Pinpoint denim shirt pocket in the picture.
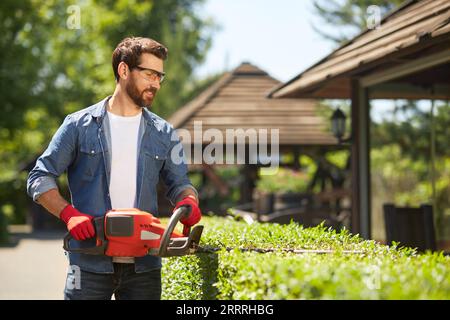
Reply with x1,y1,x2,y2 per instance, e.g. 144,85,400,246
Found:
144,151,167,180
79,141,104,181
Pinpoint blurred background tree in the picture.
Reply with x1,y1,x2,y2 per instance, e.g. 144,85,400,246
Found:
0,0,217,241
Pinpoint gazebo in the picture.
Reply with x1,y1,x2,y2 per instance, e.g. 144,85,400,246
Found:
167,62,344,221
269,0,450,240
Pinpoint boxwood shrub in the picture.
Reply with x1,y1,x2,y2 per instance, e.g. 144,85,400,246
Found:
161,216,450,299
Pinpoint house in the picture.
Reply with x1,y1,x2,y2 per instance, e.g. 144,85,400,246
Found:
269,0,450,239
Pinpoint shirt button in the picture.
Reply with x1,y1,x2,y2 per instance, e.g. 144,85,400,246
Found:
91,150,95,154
155,156,159,159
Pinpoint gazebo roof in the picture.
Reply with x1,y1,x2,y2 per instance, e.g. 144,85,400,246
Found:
168,62,338,146
269,0,450,99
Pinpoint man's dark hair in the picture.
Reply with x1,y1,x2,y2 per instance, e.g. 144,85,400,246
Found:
112,37,168,81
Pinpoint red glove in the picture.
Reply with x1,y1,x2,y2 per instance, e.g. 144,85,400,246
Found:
60,204,95,241
174,195,202,227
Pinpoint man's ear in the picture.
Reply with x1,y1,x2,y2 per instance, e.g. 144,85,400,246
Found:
118,62,129,80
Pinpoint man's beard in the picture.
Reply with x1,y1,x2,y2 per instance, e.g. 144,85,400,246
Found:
125,78,157,109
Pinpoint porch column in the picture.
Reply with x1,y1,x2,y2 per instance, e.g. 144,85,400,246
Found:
351,79,371,239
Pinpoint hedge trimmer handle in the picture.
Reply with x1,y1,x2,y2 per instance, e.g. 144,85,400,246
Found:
63,216,107,255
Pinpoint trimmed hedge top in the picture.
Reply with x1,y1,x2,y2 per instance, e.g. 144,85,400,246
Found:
162,216,450,300
201,216,383,252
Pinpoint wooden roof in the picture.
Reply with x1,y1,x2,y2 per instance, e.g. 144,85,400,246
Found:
269,0,450,99
168,62,338,146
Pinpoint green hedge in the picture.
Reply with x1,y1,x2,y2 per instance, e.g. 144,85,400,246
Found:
161,217,450,299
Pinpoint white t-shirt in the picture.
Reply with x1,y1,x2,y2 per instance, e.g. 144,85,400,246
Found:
107,110,142,264
108,110,141,209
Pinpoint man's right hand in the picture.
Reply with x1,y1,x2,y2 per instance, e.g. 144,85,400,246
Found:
60,204,95,241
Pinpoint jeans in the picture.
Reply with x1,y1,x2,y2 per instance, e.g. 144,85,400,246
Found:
64,263,161,300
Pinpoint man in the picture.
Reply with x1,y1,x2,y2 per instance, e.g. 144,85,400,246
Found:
27,37,201,300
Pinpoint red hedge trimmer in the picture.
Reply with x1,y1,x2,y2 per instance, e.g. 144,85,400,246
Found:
63,206,203,257
63,207,364,257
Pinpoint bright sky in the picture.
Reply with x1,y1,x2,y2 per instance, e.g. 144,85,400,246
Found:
195,0,336,82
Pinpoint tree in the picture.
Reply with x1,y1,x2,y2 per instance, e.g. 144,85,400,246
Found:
371,101,450,161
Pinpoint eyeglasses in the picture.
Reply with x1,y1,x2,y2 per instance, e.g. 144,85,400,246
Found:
134,65,166,83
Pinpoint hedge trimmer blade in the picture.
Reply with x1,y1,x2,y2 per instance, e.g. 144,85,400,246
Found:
196,245,365,255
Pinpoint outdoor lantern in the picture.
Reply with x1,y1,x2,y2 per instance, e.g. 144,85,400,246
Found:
331,108,346,140
331,107,352,144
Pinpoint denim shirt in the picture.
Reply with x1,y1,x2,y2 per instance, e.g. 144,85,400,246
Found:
27,96,197,274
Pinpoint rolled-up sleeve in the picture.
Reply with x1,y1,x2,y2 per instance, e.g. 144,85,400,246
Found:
27,176,59,202
161,130,197,205
27,115,77,202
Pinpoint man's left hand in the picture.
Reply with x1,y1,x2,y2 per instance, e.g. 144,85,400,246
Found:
174,195,202,227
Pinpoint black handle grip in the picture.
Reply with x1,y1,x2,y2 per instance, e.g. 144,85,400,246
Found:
158,205,191,257
63,216,107,255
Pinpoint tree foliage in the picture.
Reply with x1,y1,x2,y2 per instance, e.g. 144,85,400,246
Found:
371,101,450,161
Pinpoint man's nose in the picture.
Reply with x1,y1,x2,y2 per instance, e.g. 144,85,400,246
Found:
150,81,160,91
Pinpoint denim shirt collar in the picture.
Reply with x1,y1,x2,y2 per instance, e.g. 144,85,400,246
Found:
87,95,158,129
